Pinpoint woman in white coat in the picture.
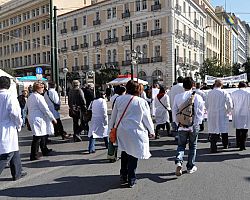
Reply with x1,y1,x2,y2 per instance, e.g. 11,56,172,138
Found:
109,80,155,188
88,91,109,153
231,82,249,150
26,81,57,161
154,87,171,139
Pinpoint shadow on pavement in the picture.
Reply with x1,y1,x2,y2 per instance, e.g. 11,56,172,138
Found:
0,173,177,198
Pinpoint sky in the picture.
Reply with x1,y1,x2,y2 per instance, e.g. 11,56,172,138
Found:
211,0,250,23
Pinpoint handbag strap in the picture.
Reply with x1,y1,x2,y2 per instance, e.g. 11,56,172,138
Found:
47,90,56,105
158,96,168,110
115,96,134,128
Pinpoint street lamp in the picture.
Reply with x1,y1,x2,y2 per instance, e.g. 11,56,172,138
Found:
131,50,143,81
87,70,96,98
203,26,210,75
62,67,68,104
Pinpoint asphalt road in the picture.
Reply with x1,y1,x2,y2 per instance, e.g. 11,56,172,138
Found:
0,119,250,200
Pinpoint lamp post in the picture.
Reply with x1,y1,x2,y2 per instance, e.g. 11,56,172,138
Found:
203,26,210,75
131,50,143,82
87,70,96,98
63,67,68,104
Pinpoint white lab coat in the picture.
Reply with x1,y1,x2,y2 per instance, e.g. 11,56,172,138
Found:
154,94,171,125
44,88,60,119
88,98,108,138
26,92,56,136
206,87,233,133
109,94,154,159
231,88,250,129
0,89,22,154
169,83,184,109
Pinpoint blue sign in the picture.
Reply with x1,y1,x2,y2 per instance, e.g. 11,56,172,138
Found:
36,67,43,74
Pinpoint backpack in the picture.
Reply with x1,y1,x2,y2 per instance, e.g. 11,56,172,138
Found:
176,91,196,128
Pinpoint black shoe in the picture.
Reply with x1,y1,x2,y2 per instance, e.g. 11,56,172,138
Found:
128,179,137,188
73,135,82,142
89,150,96,154
43,149,53,156
13,171,27,181
120,175,128,185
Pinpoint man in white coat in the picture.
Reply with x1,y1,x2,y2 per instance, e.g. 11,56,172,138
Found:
231,82,249,151
206,79,233,153
0,76,27,181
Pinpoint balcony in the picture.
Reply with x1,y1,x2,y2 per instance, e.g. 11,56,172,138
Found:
71,26,78,31
61,29,67,34
61,47,68,53
105,62,119,67
71,45,79,51
139,58,150,64
104,37,118,44
194,19,199,26
151,28,162,36
122,35,131,41
188,37,194,45
175,29,182,39
183,33,189,42
194,40,199,47
93,63,102,69
175,4,182,13
81,65,89,70
151,56,162,63
122,11,130,19
93,19,101,26
122,60,132,66
151,4,161,11
93,40,102,46
133,31,149,39
72,66,80,71
177,56,184,64
81,43,89,49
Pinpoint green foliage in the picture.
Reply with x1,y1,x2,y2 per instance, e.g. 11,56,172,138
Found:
232,63,241,75
95,68,120,86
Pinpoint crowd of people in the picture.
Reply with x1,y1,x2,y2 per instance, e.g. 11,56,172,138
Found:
0,75,249,189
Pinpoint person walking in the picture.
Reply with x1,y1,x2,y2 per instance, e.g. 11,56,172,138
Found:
26,81,57,161
154,86,171,139
68,80,87,142
172,77,204,176
88,91,109,153
0,76,27,181
17,89,29,127
231,82,249,151
109,80,155,188
44,82,70,140
206,79,233,153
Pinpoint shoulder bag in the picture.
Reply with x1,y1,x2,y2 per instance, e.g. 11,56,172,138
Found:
47,91,60,111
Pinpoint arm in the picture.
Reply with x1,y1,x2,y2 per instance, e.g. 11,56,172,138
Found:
193,96,205,126
79,89,87,110
165,94,171,110
8,94,22,130
109,100,118,129
142,100,154,135
38,96,56,122
172,96,178,125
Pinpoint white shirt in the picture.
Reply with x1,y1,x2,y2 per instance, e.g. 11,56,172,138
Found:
0,89,22,154
172,90,204,131
44,88,60,119
154,93,171,124
169,83,185,109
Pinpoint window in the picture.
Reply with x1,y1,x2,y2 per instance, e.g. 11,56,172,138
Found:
136,0,140,11
42,36,46,45
155,19,160,29
74,57,78,67
155,45,160,57
63,59,67,68
112,29,116,37
107,30,111,38
142,22,147,31
142,0,147,10
154,0,160,5
42,5,46,14
136,45,140,53
46,35,50,45
96,11,100,20
74,37,78,45
142,44,147,58
83,35,87,43
43,52,47,63
63,21,66,29
32,23,36,32
96,32,100,40
112,7,116,17
63,40,66,47
83,16,86,25
37,53,40,63
84,56,88,65
36,8,40,16
113,49,117,61
124,3,129,12
32,9,36,17
96,54,101,64
74,18,77,26
42,20,46,29
36,22,40,31
125,26,129,35
107,50,111,62
107,8,111,19
136,24,141,33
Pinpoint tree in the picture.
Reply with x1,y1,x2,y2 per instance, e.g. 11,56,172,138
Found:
95,68,120,87
242,57,250,81
232,63,241,75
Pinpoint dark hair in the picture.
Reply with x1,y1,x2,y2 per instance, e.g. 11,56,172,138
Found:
238,81,246,88
126,80,140,96
196,82,201,89
159,86,165,94
183,77,194,90
0,76,11,89
48,81,56,88
117,86,126,95
96,91,105,99
177,76,184,83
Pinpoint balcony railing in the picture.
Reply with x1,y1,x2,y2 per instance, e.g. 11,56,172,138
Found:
61,29,67,34
122,60,132,66
151,4,161,11
81,65,89,70
81,43,89,48
104,37,119,44
71,45,79,51
122,34,131,41
151,56,162,63
194,40,199,47
72,66,80,71
105,62,119,67
93,63,102,69
139,58,150,64
151,28,162,36
61,47,68,53
133,31,149,39
175,29,182,38
71,26,78,31
93,19,101,26
122,11,130,19
93,40,102,46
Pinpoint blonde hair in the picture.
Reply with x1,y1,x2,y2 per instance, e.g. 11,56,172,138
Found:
33,81,44,92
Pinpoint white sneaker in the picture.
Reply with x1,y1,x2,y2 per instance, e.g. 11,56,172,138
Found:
175,163,182,176
187,166,197,174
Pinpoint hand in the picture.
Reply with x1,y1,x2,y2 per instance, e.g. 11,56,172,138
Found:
149,133,155,139
52,119,57,125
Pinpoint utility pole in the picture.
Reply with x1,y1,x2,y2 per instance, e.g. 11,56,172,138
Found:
130,21,133,80
53,6,59,92
174,48,177,82
50,0,54,81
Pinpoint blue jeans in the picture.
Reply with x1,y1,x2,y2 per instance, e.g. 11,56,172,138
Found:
88,136,109,153
0,151,23,180
175,127,199,170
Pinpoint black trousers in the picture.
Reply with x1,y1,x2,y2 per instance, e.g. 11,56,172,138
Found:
120,151,138,183
30,135,50,159
236,129,248,150
156,122,171,136
73,117,83,136
54,118,65,136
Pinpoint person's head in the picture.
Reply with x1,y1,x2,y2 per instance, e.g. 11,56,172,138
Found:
0,76,11,89
238,81,247,88
183,77,194,90
117,86,126,95
96,91,105,99
196,82,201,89
159,86,165,94
214,79,223,88
22,89,28,97
72,80,80,88
126,80,140,96
138,83,144,94
33,81,45,94
48,81,56,89
87,83,94,89
177,76,184,83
